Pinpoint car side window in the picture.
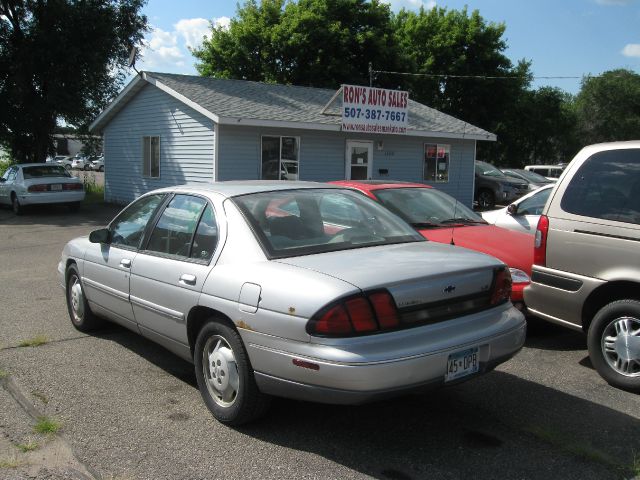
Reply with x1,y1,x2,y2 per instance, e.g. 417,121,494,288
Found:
561,149,640,225
110,194,165,249
146,195,207,258
518,188,551,216
190,204,219,261
4,166,17,182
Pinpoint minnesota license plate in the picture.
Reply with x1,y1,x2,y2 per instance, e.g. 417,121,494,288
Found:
445,347,479,382
50,184,62,191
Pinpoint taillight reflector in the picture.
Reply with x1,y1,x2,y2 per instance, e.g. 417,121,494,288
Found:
368,292,399,329
491,268,512,305
534,215,549,267
63,183,83,191
28,184,47,192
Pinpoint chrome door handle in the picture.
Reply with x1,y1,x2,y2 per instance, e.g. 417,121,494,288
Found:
179,274,197,286
120,259,131,268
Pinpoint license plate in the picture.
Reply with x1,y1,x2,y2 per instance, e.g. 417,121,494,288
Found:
50,184,62,191
445,347,479,382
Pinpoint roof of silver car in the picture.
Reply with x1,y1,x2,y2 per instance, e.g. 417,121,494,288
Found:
152,180,345,199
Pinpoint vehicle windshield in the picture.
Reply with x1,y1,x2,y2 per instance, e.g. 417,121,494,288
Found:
22,166,72,179
374,187,487,227
507,169,551,183
232,188,424,258
476,161,507,178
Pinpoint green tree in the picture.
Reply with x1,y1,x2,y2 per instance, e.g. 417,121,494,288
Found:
575,69,640,145
0,0,148,163
193,0,399,88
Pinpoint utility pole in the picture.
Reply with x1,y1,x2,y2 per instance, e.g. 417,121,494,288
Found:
368,62,373,87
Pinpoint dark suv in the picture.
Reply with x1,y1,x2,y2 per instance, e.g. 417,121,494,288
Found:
475,161,528,209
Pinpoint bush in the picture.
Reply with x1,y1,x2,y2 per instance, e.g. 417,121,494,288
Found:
0,154,15,176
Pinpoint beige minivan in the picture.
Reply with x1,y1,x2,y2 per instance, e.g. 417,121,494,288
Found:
524,141,640,392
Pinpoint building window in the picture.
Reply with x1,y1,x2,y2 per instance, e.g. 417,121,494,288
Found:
424,143,450,183
261,136,299,181
143,136,160,178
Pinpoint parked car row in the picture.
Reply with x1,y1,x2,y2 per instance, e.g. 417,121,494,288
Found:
46,153,104,171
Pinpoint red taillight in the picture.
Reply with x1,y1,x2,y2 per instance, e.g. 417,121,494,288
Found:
312,304,352,335
62,183,83,191
534,214,549,267
28,184,47,192
491,268,512,305
308,290,400,337
368,292,400,329
345,297,377,332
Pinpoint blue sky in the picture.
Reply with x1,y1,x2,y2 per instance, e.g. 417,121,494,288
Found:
137,0,640,94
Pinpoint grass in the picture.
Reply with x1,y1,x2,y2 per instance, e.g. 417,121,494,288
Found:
16,441,38,453
31,391,49,404
17,335,48,348
84,189,105,204
33,416,61,435
0,457,21,469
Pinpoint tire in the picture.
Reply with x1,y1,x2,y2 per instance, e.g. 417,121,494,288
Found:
65,264,104,332
84,164,91,171
11,193,22,215
587,299,640,393
477,189,495,209
99,166,104,172
194,320,271,425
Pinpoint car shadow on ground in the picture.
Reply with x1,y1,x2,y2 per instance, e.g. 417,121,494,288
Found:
524,317,588,352
93,323,637,480
0,202,120,228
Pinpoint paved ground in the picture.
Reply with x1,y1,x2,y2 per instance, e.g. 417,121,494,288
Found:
0,203,638,480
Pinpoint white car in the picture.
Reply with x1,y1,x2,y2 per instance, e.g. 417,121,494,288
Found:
481,184,553,235
0,163,85,214
90,158,104,171
71,155,92,170
55,156,74,170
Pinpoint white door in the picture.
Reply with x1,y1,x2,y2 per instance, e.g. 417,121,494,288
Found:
345,141,373,180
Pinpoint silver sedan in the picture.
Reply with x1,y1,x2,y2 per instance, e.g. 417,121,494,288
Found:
0,163,85,214
59,182,526,425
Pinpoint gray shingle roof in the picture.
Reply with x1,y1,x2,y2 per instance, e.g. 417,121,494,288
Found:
93,71,495,140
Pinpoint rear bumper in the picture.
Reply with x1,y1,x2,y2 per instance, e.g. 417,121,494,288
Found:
524,266,604,331
19,191,85,205
243,304,526,404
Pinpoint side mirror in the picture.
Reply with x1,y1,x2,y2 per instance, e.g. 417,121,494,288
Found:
507,204,518,216
89,228,111,244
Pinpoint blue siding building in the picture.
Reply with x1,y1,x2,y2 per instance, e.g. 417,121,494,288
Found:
91,72,495,206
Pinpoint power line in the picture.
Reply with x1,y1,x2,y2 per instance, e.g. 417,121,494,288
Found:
372,69,585,80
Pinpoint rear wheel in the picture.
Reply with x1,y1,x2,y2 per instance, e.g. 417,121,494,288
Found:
587,299,640,392
66,264,104,332
477,189,495,209
11,193,22,215
99,166,104,172
194,320,270,425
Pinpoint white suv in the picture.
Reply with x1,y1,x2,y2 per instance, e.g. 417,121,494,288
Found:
524,141,640,392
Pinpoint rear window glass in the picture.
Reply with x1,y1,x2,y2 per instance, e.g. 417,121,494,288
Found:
560,149,640,225
23,166,71,178
233,188,423,259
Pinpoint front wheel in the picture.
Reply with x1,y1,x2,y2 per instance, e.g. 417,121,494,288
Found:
66,265,104,332
11,193,22,215
587,299,640,392
194,321,270,425
476,189,495,209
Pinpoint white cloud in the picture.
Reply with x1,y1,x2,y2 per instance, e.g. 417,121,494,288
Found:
213,16,231,30
139,27,185,70
175,18,211,50
622,43,640,57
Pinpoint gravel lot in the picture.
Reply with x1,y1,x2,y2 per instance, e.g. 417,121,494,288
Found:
0,202,638,480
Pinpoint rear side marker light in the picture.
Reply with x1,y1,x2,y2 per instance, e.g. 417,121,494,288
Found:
292,359,320,371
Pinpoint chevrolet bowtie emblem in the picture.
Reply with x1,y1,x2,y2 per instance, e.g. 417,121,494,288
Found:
443,285,456,294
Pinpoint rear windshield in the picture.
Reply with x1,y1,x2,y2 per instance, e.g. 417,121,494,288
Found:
374,187,486,227
232,188,424,258
22,166,71,179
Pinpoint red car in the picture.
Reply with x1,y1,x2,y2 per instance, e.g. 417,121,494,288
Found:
331,180,533,310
